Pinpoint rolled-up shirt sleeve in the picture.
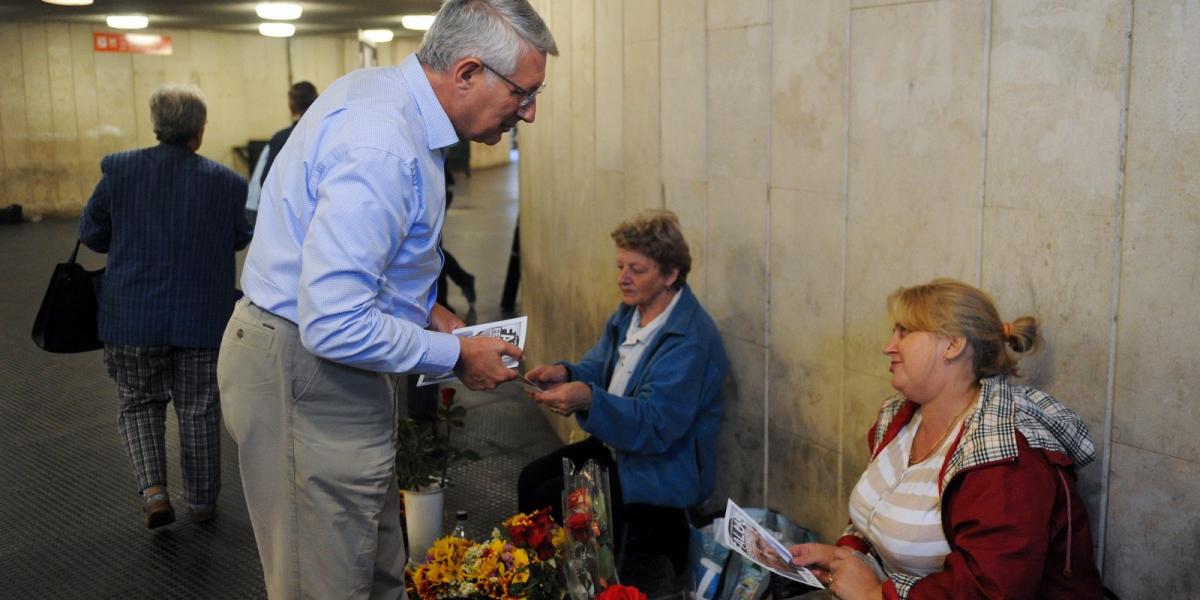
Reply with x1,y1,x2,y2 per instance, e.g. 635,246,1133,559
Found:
296,146,459,374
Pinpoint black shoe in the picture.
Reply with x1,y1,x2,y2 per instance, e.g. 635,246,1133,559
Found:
143,492,176,529
460,274,477,305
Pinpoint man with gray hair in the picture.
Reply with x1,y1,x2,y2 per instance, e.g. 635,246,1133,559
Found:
217,0,556,597
79,83,251,529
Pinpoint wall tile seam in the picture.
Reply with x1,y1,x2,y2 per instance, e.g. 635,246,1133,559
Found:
980,203,1121,219
839,0,855,511
844,365,887,380
974,0,992,286
1096,0,1136,570
1108,441,1198,465
850,0,939,11
704,22,771,33
761,0,776,510
767,185,846,199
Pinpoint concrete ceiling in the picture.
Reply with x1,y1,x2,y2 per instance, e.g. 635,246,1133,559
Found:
0,1,444,37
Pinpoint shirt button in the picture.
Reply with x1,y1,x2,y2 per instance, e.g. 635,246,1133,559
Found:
236,329,244,339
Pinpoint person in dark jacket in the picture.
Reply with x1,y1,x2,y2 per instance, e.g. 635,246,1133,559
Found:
260,81,318,186
79,83,251,529
519,210,729,567
790,278,1103,600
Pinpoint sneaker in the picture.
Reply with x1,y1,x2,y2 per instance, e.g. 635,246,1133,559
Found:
143,492,176,529
189,504,216,523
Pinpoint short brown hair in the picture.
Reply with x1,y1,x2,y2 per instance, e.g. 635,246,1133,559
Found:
288,81,318,116
610,209,691,290
887,278,1041,378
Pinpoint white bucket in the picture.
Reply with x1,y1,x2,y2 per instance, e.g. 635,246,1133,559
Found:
403,486,445,562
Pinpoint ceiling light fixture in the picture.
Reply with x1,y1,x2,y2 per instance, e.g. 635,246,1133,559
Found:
258,22,296,38
106,15,149,29
360,29,394,44
400,15,436,31
256,3,303,21
42,0,94,6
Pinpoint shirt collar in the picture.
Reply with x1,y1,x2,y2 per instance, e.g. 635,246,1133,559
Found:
625,290,683,345
400,54,460,152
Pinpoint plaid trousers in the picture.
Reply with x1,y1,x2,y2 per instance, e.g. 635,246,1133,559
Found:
104,344,221,506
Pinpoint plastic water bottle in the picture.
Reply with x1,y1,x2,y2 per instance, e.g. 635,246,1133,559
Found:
451,510,469,540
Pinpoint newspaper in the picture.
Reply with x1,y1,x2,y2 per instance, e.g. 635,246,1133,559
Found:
722,499,824,589
416,316,528,386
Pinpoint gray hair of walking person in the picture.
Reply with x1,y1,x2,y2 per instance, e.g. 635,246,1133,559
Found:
610,209,692,291
887,278,1043,378
417,0,559,76
149,84,207,145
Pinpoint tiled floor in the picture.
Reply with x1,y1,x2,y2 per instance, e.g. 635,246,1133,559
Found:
0,161,568,598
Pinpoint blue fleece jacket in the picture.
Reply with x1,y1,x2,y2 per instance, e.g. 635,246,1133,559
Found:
564,284,730,507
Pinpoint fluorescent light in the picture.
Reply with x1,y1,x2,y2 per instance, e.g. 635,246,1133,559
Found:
106,15,149,29
256,3,302,21
360,29,394,44
42,0,94,5
258,22,296,38
400,15,436,31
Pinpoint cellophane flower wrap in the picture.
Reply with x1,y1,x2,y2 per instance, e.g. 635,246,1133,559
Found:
406,508,567,600
560,458,618,600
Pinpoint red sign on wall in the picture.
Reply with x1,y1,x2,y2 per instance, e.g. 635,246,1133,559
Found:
93,32,173,55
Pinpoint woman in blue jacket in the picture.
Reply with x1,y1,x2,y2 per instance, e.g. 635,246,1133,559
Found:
518,209,729,560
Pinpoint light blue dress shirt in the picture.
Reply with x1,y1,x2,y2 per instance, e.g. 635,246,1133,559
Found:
241,55,461,375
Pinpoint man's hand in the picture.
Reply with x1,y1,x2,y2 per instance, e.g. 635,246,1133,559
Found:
454,336,522,390
430,303,465,333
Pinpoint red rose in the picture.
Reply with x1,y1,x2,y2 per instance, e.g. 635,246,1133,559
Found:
440,387,456,407
528,527,549,550
566,512,592,541
567,489,589,510
597,584,647,600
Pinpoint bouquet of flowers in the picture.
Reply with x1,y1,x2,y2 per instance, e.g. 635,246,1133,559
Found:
406,508,567,600
560,459,618,600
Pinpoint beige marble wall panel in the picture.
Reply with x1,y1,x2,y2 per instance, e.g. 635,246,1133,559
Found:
0,24,28,205
624,0,659,43
20,24,56,211
845,0,984,373
721,336,766,424
92,52,137,160
768,188,845,451
841,370,892,501
771,0,848,195
707,0,770,30
45,24,81,211
768,428,844,543
660,0,707,183
985,0,1125,216
131,53,165,148
711,414,766,511
68,24,100,204
161,29,194,86
980,206,1114,532
707,25,770,187
663,178,708,296
706,178,767,346
981,207,1114,431
1104,443,1200,597
623,39,660,210
1113,0,1200,464
290,36,345,92
594,0,623,172
240,36,290,140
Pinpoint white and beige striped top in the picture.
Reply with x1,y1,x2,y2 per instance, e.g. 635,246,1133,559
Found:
847,409,967,578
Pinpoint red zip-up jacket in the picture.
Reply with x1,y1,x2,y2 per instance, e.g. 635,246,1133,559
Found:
838,376,1104,599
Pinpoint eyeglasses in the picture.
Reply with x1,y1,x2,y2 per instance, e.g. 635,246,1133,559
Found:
480,61,545,110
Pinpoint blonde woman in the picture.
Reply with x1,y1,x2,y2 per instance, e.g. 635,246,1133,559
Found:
791,279,1103,599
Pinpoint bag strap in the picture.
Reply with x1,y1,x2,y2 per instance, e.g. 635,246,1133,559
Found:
68,240,82,264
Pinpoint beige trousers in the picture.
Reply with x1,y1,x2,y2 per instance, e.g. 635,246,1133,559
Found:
217,299,406,599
